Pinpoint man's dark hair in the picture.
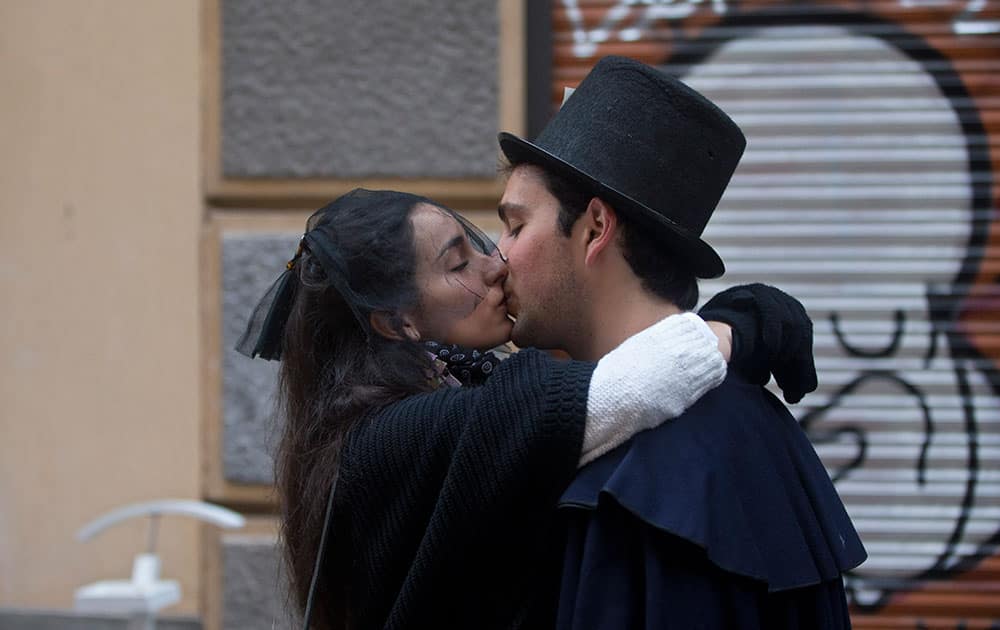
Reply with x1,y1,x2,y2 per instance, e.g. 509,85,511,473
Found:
507,162,699,309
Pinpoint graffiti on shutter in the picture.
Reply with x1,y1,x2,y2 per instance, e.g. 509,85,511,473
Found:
552,1,1000,626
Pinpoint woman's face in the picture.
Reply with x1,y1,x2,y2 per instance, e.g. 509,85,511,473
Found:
406,203,512,349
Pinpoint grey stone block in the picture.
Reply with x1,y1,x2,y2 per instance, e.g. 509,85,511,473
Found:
221,0,500,178
221,536,294,630
222,233,300,484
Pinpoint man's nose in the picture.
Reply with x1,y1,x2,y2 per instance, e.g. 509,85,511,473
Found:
496,234,510,263
483,250,508,286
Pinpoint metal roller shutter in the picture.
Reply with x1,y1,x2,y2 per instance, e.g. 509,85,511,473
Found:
550,2,1000,626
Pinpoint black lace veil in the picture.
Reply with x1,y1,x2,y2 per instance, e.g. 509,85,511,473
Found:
236,189,500,360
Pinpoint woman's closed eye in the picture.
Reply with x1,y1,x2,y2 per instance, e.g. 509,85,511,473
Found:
450,261,469,272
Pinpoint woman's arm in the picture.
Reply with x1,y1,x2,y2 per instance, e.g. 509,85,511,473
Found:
335,317,728,627
581,312,725,464
353,282,816,483
344,312,731,513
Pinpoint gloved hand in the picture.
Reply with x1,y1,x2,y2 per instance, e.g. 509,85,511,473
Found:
698,283,817,404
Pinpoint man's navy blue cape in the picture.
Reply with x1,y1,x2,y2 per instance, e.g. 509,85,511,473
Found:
555,375,867,629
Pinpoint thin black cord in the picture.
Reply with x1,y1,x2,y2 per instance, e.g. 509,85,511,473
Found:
302,480,337,630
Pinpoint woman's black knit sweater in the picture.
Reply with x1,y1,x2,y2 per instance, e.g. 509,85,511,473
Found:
329,348,594,629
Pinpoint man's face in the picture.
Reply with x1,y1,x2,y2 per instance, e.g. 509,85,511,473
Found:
497,165,584,351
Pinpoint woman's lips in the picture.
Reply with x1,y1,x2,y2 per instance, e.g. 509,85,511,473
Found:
479,286,509,313
504,293,518,317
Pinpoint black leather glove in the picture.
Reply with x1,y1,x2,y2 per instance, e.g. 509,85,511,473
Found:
698,283,817,404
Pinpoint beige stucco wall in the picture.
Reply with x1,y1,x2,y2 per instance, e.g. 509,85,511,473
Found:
0,0,202,615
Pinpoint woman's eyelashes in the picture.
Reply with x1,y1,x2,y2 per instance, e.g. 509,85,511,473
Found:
450,260,469,273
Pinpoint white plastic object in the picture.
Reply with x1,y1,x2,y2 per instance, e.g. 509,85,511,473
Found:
76,499,245,542
74,499,245,629
74,553,180,614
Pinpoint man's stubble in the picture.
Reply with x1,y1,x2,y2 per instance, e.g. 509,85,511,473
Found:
510,255,590,358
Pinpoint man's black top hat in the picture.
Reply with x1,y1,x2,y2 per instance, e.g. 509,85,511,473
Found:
499,56,745,279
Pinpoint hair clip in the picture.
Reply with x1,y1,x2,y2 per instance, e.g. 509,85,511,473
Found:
285,236,306,270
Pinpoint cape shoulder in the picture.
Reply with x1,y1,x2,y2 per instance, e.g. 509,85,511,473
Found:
559,375,867,592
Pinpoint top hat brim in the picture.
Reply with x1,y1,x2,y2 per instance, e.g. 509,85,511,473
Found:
499,132,725,279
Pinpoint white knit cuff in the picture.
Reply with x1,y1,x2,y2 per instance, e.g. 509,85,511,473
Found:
580,312,727,466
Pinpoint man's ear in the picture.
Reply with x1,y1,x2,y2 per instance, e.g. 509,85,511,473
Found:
580,197,619,266
370,311,421,342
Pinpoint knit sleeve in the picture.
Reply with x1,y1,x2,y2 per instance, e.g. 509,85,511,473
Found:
345,348,592,496
338,349,594,628
581,312,726,465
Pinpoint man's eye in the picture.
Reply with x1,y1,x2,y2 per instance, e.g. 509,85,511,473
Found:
509,225,523,237
451,261,469,272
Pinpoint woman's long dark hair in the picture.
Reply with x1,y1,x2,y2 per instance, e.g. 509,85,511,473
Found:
276,191,436,629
